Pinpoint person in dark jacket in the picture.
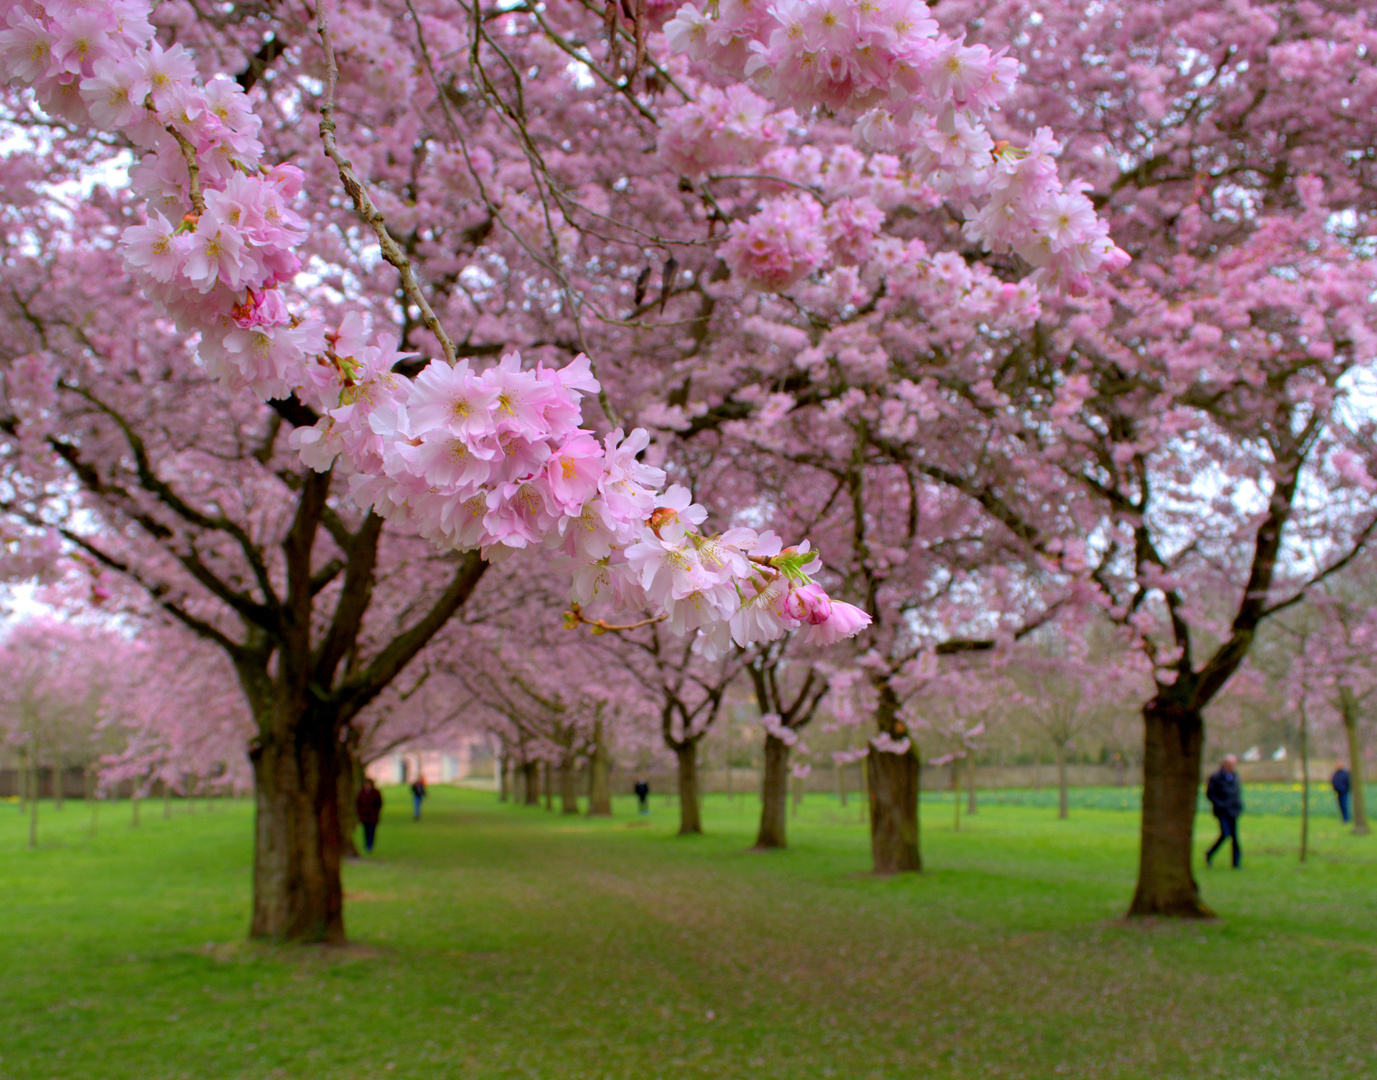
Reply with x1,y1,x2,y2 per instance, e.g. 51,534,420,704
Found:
411,775,427,820
356,778,383,853
1205,755,1243,868
1332,765,1353,824
634,778,650,815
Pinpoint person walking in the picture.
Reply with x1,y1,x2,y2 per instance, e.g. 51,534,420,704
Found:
410,774,427,821
1332,764,1353,824
1206,754,1244,868
634,778,650,816
356,777,383,854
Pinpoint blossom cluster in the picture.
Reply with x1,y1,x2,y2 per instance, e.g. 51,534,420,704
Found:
0,2,325,399
663,0,1128,292
720,194,829,291
657,83,794,179
292,329,872,656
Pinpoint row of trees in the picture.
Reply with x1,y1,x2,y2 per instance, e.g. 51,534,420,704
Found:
3,0,1376,939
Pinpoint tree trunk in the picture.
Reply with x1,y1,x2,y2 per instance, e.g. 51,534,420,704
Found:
966,757,977,815
27,740,38,850
674,741,702,835
952,762,960,832
867,746,921,873
866,680,921,872
336,738,362,859
522,761,540,806
542,762,554,812
1127,697,1212,918
754,734,789,849
559,759,579,814
1340,688,1370,836
247,707,346,944
587,726,612,817
497,751,509,803
1299,702,1309,863
85,768,97,838
1056,743,1069,820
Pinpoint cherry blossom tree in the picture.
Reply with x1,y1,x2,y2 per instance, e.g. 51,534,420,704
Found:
931,0,1377,917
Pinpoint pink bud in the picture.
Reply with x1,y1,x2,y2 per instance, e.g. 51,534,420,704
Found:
784,583,832,625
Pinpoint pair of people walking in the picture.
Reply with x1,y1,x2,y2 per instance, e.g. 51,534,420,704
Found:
1205,755,1361,868
353,774,428,855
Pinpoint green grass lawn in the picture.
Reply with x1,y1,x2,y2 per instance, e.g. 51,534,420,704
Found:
1,787,1373,1080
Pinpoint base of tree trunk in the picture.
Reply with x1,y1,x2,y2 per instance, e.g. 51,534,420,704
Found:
867,746,920,874
336,743,362,859
674,742,702,835
249,725,346,945
1341,706,1370,835
587,733,612,817
1127,698,1212,920
559,761,579,814
753,735,789,850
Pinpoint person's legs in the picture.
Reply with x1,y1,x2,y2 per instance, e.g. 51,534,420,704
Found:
1206,815,1227,865
1226,815,1241,868
413,794,421,820
363,822,376,852
1338,790,1351,823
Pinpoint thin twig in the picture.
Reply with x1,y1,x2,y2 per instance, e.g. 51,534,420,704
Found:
164,125,206,217
316,2,457,363
565,602,666,634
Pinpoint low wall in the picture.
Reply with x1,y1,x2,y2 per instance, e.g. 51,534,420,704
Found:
613,758,1348,797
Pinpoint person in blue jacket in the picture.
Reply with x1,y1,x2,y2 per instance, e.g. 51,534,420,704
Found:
1205,754,1243,868
1331,765,1352,824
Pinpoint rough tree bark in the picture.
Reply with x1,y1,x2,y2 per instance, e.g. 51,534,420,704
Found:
1128,696,1212,918
754,734,790,849
559,758,580,815
674,741,702,835
867,680,921,873
1339,687,1370,836
1299,701,1310,863
1055,742,1069,820
587,721,612,817
248,699,345,944
747,649,826,850
26,739,37,850
336,729,362,859
868,745,921,872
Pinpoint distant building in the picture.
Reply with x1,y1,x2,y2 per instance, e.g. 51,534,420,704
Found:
365,735,494,786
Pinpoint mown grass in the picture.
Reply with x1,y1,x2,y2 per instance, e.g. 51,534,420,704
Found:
1,785,1373,1080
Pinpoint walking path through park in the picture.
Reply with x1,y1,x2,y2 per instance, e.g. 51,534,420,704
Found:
3,788,1374,1079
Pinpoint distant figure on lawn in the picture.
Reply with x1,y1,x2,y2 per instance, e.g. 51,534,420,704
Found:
356,778,383,854
634,778,650,815
1332,765,1352,824
1206,754,1244,869
411,775,427,821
